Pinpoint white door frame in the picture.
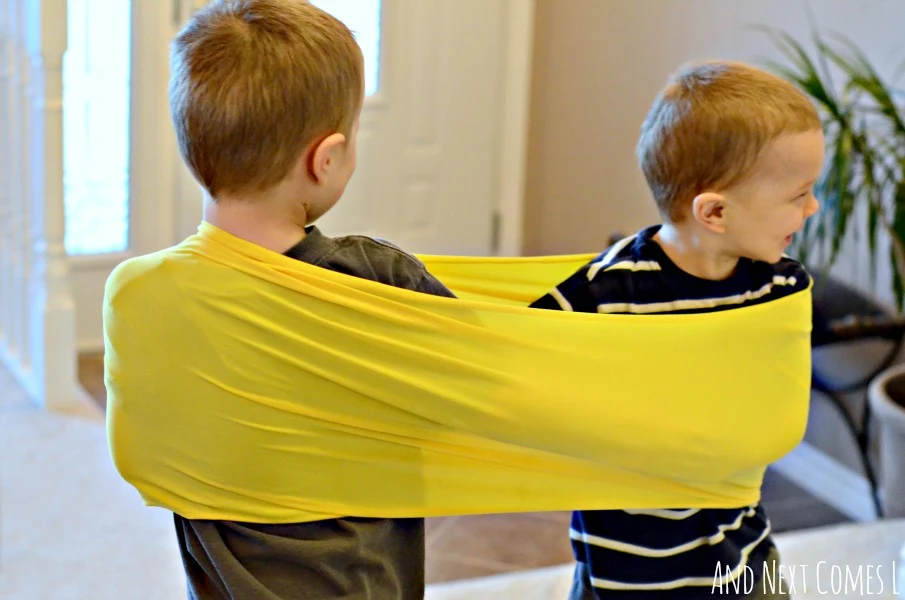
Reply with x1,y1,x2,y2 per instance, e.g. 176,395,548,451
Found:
69,0,176,352
496,0,535,257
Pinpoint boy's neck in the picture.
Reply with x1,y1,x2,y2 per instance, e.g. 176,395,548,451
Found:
202,193,309,255
653,222,739,281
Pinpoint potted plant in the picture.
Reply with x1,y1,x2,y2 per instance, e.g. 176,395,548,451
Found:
760,27,905,521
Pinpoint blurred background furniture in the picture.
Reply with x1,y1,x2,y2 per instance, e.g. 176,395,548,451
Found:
810,272,905,519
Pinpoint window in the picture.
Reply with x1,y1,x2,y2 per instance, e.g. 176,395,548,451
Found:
312,0,382,97
63,0,131,255
61,1,378,255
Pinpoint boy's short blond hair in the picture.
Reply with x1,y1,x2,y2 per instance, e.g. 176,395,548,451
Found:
637,61,822,222
169,0,364,198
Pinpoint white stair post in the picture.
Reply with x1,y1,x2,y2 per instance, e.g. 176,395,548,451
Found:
1,0,27,385
22,0,85,410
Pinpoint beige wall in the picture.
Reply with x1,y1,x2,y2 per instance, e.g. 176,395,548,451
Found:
524,0,905,271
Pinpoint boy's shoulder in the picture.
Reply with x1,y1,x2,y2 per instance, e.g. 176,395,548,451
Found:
770,255,811,286
333,234,425,266
291,228,455,298
567,227,662,287
104,247,172,302
530,227,811,312
583,229,811,289
528,232,645,311
584,229,810,284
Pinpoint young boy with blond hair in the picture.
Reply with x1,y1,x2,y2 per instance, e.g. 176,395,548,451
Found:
531,61,824,599
167,1,453,598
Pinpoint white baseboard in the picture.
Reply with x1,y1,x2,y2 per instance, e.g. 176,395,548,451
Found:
772,441,879,522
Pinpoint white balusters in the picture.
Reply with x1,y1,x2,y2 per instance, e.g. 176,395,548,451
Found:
1,0,85,411
0,1,9,356
2,0,26,383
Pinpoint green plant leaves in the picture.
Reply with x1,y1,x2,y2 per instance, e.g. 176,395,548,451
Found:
761,26,905,310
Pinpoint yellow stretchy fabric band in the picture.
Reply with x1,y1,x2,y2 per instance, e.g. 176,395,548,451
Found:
104,222,811,523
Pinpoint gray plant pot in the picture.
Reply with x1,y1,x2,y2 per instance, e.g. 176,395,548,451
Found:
868,363,905,518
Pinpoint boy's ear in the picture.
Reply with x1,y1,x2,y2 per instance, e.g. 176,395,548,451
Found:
308,132,347,184
690,192,727,233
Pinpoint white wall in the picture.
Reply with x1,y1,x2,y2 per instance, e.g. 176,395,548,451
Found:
524,0,905,305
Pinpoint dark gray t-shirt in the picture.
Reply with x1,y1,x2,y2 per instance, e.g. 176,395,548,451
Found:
173,226,456,600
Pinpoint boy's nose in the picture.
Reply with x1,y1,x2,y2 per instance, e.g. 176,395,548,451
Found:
804,195,820,218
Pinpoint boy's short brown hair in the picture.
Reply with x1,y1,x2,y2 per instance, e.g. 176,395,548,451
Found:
169,0,364,198
637,61,822,222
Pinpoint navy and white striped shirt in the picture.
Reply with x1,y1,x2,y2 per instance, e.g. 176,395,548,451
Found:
530,224,810,599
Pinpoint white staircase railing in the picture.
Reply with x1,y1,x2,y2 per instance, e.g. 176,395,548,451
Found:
0,0,85,411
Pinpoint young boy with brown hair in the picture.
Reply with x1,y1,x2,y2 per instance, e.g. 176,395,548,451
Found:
531,61,824,599
167,1,453,598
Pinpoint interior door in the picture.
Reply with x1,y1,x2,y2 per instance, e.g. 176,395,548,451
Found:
70,0,520,350
173,0,509,256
